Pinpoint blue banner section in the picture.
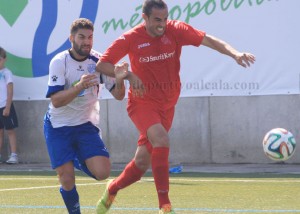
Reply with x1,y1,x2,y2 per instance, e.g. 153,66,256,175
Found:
32,0,99,77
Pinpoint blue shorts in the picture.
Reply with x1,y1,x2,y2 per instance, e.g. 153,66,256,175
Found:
43,116,109,169
0,104,18,130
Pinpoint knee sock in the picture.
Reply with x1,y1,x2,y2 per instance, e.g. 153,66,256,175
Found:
60,186,80,214
109,159,145,195
151,147,170,208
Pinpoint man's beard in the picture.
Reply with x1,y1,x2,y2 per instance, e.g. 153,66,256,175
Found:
73,42,91,57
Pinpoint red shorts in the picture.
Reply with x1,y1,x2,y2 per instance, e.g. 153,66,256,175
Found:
127,101,175,152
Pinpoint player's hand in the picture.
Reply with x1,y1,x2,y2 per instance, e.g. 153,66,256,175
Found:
126,72,145,97
234,52,256,68
77,74,98,90
2,107,10,116
114,62,129,81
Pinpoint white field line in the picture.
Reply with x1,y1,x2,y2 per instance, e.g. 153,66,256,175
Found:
0,177,93,181
0,177,299,192
0,177,299,182
0,182,106,192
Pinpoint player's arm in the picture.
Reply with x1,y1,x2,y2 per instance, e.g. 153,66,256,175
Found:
3,82,13,116
96,34,145,96
51,74,98,108
201,34,256,67
97,61,145,97
96,61,115,77
109,62,128,100
97,61,139,85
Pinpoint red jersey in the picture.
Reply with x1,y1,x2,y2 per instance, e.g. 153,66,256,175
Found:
100,20,205,109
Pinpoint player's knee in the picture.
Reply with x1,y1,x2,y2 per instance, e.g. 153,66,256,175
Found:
93,169,110,181
151,134,170,147
58,173,75,190
135,157,150,172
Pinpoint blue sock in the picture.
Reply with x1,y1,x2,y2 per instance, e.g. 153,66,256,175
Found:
60,186,80,213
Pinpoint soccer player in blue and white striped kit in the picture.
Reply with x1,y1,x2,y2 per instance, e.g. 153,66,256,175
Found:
43,18,128,214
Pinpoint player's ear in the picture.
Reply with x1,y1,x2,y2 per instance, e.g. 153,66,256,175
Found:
142,13,147,21
69,34,74,43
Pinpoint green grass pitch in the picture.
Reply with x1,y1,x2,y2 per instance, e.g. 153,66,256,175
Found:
0,171,299,213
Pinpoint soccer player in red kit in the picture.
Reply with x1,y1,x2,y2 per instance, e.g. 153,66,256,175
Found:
96,0,255,213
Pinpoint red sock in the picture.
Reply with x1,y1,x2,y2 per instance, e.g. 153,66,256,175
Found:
108,159,145,195
151,147,170,208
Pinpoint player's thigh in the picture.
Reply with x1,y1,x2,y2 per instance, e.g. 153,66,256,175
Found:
146,106,175,147
44,120,76,169
147,123,170,147
85,156,110,180
127,102,161,136
160,106,175,132
0,111,4,129
76,122,109,161
0,106,18,130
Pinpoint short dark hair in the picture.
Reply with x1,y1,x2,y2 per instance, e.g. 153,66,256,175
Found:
0,46,6,59
70,18,94,35
142,0,168,17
